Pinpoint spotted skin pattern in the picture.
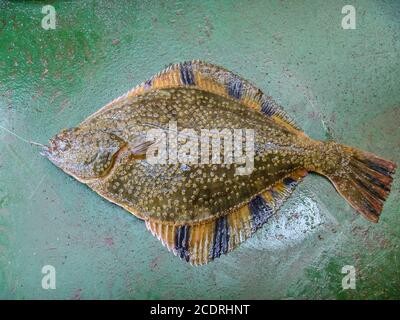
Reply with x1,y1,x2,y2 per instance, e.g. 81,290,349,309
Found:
43,61,396,265
83,87,319,224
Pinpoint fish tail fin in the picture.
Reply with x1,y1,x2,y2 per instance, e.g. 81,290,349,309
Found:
320,142,396,222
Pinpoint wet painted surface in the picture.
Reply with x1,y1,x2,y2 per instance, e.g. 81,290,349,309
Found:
0,0,399,299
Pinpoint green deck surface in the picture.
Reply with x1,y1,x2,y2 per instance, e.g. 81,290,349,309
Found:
0,0,399,299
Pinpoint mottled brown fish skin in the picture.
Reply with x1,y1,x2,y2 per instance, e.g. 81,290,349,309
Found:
50,87,328,224
43,61,397,265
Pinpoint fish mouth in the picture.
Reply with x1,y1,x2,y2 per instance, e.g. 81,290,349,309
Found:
40,144,64,169
40,139,57,158
40,145,52,158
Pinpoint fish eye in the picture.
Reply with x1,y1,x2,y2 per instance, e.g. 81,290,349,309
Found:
50,135,72,152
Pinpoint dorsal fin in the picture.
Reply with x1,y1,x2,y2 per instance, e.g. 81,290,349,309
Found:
145,169,307,265
82,61,300,132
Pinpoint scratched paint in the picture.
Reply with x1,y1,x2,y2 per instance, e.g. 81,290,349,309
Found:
0,0,399,299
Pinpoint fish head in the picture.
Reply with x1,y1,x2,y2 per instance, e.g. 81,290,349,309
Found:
41,127,126,180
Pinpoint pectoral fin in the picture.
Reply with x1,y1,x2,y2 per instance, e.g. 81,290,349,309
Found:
130,137,156,160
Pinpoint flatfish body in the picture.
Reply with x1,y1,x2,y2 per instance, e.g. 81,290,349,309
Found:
43,61,396,265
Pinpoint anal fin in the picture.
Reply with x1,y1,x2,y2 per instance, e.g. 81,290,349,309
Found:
145,169,308,265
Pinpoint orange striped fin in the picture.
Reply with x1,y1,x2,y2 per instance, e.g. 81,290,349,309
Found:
81,61,300,131
261,169,308,211
145,169,308,265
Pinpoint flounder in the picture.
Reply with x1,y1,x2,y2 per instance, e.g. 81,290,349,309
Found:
42,61,396,265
